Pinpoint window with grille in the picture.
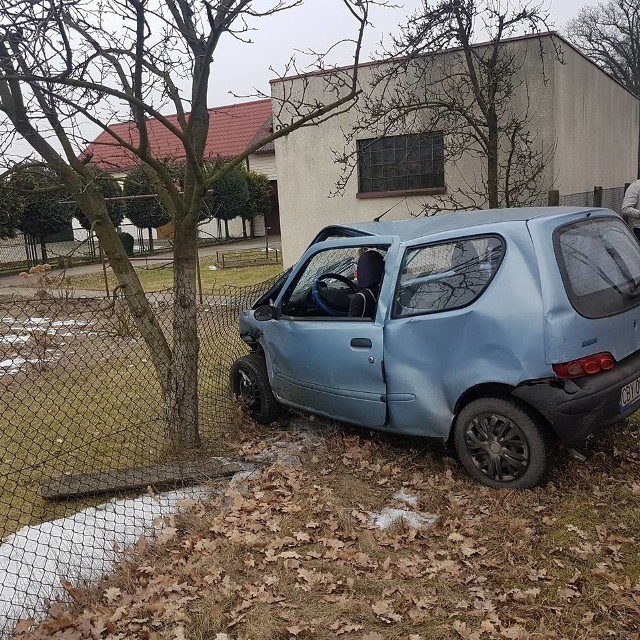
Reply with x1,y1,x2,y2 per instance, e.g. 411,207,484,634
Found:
357,133,445,195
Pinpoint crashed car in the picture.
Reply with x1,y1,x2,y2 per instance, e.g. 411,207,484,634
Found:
231,207,640,488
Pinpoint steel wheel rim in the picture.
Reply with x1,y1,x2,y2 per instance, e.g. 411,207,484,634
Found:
464,412,530,482
237,368,260,409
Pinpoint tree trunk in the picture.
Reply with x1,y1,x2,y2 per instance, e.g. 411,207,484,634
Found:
224,219,229,239
242,218,248,238
39,237,47,264
165,214,200,448
148,227,154,254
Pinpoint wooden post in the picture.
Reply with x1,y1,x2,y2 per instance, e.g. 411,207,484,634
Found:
593,186,603,208
196,246,203,304
99,245,110,298
547,190,560,206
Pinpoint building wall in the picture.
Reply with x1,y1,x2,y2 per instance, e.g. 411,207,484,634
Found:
272,37,558,266
552,38,639,193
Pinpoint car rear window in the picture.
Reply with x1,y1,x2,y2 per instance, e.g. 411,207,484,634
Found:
554,217,640,318
393,236,505,317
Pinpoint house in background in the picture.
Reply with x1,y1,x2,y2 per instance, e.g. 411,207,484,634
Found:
82,98,280,242
271,32,640,266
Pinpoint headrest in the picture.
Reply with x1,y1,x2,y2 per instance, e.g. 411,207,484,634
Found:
357,251,384,289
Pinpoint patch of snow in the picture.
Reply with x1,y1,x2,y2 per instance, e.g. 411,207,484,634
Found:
208,265,218,271
0,357,26,371
392,491,419,506
0,355,58,377
22,317,50,326
50,320,89,328
0,335,29,345
370,507,439,531
4,317,94,337
0,485,210,626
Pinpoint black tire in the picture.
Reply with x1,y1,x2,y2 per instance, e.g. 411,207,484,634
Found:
454,397,555,489
230,354,281,424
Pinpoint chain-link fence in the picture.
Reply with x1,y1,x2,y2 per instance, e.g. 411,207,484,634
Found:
557,185,626,214
0,277,278,631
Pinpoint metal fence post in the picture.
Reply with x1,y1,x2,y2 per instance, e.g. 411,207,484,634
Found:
39,238,48,264
99,246,110,299
594,186,603,208
196,246,203,304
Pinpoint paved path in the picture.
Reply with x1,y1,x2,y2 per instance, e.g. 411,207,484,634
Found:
0,235,281,298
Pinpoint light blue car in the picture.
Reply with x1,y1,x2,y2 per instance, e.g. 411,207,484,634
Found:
231,207,640,488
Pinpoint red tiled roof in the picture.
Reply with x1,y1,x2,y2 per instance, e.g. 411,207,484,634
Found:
82,99,274,172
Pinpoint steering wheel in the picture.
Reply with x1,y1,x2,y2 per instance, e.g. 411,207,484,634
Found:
312,272,358,317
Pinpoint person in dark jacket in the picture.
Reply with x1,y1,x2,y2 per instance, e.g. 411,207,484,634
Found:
348,250,385,319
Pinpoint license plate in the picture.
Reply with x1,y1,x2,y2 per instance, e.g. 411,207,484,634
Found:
620,376,640,411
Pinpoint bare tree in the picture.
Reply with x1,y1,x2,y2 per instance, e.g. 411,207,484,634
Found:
336,0,558,213
566,0,640,95
0,0,378,448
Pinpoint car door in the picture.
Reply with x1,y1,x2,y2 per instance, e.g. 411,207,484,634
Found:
261,237,397,428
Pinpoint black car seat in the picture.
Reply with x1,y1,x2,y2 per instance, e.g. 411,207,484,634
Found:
348,251,384,318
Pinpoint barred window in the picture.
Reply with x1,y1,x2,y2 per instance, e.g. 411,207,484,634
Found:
357,133,445,194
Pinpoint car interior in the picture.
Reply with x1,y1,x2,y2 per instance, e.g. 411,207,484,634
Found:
281,246,388,319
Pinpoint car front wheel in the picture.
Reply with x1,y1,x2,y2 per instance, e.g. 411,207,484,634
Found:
230,354,281,424
454,397,554,489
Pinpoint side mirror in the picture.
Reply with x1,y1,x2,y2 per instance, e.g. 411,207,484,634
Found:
254,304,277,321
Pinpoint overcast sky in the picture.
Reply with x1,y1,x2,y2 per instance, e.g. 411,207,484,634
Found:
206,0,590,106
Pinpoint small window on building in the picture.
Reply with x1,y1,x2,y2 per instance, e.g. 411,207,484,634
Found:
357,133,445,195
393,236,505,317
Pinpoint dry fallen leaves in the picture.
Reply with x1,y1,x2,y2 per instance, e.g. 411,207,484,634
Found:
12,424,640,640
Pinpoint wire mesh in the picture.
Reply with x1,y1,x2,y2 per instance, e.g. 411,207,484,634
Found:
0,237,34,274
0,276,278,630
558,190,595,209
601,186,626,215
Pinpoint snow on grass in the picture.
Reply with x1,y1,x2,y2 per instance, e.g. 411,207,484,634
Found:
370,507,439,530
369,491,439,530
0,316,97,377
0,335,29,345
0,485,211,627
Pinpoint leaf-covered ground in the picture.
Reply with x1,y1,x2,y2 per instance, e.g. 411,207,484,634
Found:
15,418,640,640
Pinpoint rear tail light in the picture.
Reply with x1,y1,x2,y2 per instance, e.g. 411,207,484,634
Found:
553,352,616,379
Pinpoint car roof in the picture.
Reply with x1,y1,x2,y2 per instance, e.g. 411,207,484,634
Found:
330,207,610,242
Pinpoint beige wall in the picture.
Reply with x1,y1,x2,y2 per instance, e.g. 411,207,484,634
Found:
552,38,639,193
272,37,559,266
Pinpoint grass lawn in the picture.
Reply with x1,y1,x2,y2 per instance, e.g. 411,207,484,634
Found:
63,254,284,294
17,419,640,639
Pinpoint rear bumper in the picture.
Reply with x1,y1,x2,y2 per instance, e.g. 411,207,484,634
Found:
512,349,640,449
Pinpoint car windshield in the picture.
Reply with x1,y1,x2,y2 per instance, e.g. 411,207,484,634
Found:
554,217,640,318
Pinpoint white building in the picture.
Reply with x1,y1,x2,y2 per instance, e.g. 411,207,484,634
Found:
271,33,640,266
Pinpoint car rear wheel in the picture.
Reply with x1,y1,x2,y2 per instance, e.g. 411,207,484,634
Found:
454,397,554,489
230,354,281,424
